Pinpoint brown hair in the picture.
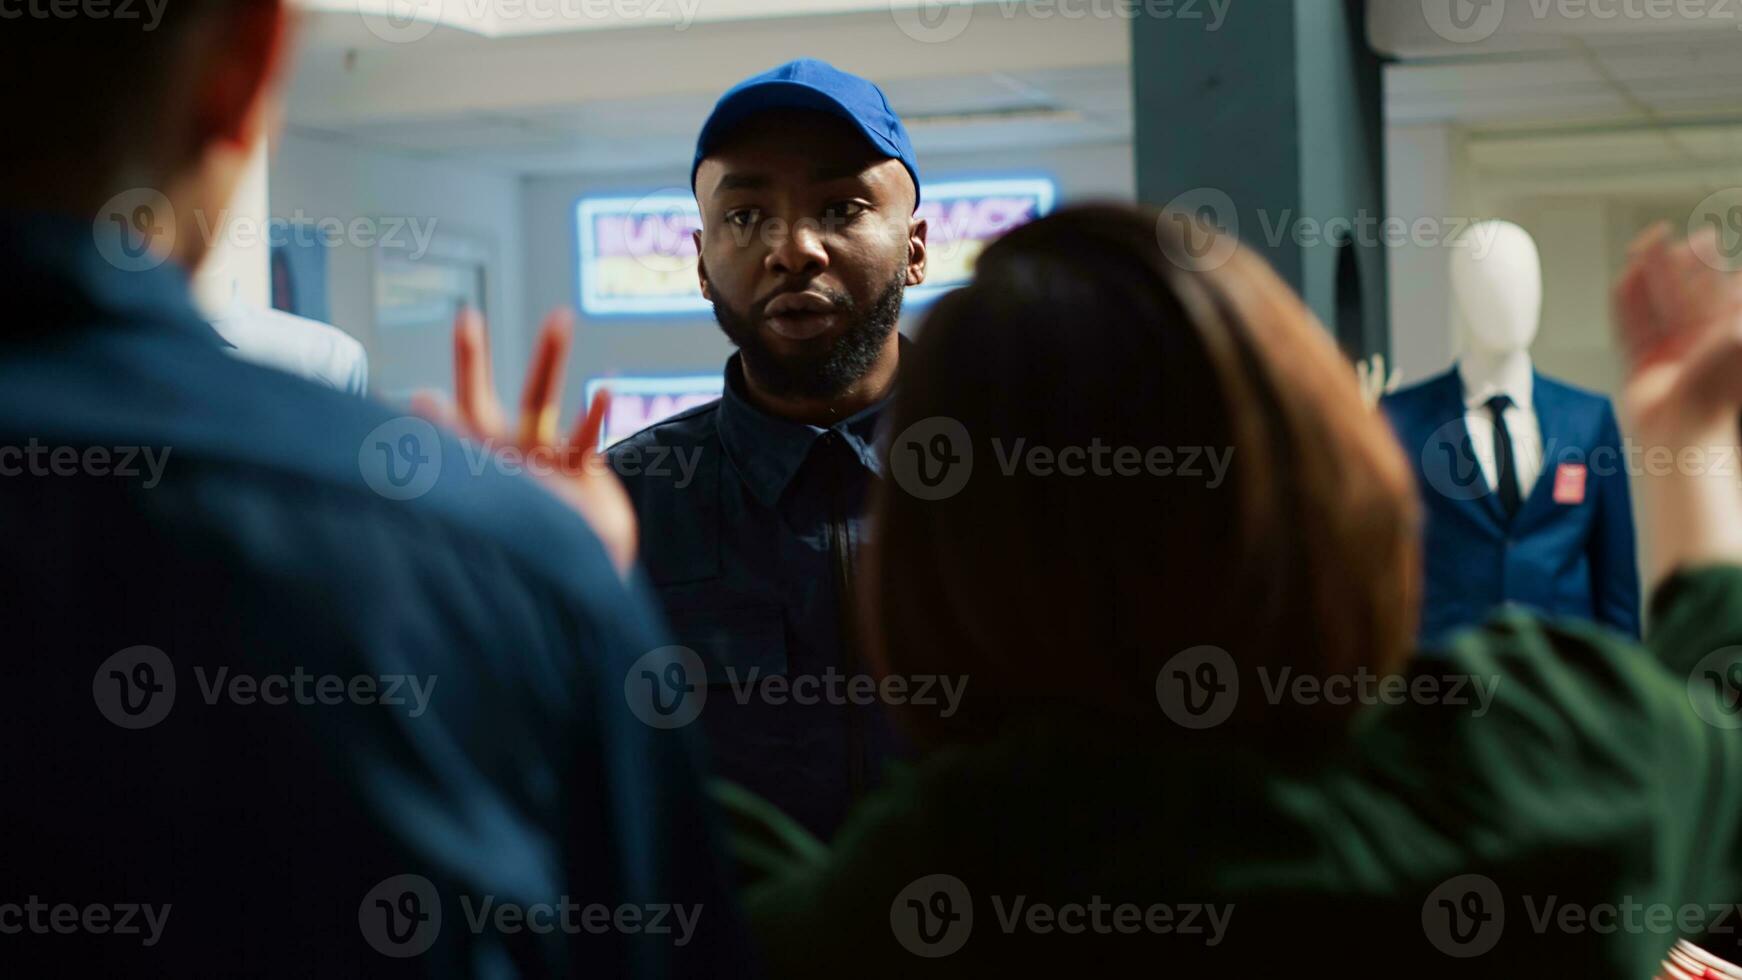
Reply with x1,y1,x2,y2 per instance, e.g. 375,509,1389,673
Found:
868,203,1420,746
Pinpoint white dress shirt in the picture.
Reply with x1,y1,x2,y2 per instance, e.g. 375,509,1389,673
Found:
211,303,369,396
1457,362,1542,504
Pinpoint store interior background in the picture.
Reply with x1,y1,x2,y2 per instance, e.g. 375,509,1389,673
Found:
269,1,1742,568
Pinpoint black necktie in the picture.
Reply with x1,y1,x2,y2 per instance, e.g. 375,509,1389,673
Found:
1486,394,1521,518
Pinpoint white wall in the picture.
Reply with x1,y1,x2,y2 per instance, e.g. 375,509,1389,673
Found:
269,132,526,405
520,140,1136,419
1385,122,1469,384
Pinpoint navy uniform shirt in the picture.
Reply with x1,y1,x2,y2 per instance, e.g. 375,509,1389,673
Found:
607,352,908,839
0,213,749,977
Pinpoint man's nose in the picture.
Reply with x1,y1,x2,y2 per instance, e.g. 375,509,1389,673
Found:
765,217,830,278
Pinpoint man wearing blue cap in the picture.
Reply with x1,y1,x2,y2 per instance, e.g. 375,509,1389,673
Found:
443,59,926,837
608,59,930,838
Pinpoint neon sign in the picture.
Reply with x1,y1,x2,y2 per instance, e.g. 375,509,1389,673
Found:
575,177,1056,316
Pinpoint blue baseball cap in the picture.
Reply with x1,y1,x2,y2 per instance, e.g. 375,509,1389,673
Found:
691,58,921,209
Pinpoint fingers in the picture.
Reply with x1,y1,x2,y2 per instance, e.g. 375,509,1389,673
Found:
453,307,507,439
568,387,611,465
518,309,574,448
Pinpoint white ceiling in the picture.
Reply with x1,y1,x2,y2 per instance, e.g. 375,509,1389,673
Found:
284,6,1132,176
283,1,1742,191
1387,27,1742,195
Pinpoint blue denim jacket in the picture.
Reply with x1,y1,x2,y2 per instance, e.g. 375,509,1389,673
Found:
608,352,909,839
0,213,749,977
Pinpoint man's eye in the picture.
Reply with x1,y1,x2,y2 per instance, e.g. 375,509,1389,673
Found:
724,210,759,228
822,201,867,223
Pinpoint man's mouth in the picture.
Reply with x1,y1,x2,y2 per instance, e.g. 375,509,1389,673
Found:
762,291,841,341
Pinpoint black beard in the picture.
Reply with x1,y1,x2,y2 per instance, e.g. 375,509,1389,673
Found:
712,272,905,402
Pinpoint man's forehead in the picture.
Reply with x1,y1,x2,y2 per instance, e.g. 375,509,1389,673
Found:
695,110,909,195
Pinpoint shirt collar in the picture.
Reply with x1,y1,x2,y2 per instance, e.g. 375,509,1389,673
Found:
1457,361,1535,414
0,210,233,348
715,340,903,508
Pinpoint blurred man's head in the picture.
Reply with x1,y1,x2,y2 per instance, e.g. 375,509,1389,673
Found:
691,60,926,405
1,0,291,271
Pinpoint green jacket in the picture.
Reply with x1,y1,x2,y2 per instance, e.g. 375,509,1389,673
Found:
718,567,1742,977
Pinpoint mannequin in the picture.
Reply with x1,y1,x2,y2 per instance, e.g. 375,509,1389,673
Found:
1381,220,1640,642
1450,221,1545,510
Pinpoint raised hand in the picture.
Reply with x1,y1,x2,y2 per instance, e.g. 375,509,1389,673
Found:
415,307,637,578
1611,223,1742,585
1613,224,1742,444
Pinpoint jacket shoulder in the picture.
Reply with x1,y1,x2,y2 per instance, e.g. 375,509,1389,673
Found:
607,399,722,457
1379,367,1458,422
1534,373,1613,411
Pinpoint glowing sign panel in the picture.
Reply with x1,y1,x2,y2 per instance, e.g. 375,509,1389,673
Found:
576,178,1056,316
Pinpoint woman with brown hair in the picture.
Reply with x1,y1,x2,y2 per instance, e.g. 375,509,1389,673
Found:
718,205,1742,976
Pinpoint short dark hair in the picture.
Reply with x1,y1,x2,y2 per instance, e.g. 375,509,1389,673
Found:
869,203,1421,746
1,0,269,187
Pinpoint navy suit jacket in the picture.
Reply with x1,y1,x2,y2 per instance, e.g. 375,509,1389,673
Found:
0,213,749,976
1381,368,1641,643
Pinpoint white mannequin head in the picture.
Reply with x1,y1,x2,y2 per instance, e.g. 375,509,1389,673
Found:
1451,220,1541,357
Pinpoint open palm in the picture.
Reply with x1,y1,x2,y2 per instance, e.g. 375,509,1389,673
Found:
415,307,638,578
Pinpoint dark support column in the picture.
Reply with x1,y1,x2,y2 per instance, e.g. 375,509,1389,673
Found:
1132,0,1389,359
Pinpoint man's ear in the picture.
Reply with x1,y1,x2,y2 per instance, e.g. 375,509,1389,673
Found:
694,229,713,301
195,0,291,150
906,216,928,288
